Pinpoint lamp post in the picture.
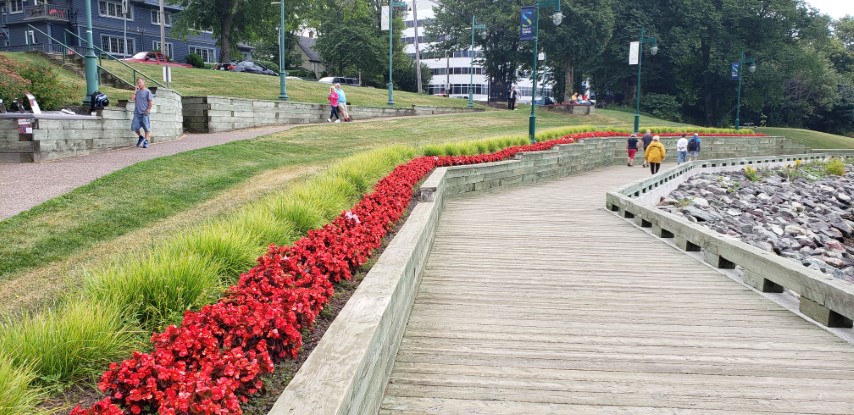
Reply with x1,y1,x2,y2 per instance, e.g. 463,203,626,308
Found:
468,16,486,109
527,0,562,143
82,0,99,105
272,0,289,100
734,51,756,130
387,0,407,106
633,27,658,133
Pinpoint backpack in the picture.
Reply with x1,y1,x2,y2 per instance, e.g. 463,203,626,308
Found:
90,91,109,112
687,137,699,152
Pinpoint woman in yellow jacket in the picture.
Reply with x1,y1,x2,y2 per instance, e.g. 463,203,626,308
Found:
644,135,666,175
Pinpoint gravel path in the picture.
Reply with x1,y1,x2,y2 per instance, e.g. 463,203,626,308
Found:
0,125,292,220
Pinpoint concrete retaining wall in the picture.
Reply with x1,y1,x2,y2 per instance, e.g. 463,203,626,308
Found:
182,96,479,133
605,152,854,329
0,89,183,162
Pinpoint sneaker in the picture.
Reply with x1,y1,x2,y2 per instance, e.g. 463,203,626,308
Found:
327,118,332,123
334,119,341,123
136,136,145,147
142,139,149,148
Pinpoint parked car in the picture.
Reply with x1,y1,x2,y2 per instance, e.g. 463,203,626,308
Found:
318,76,360,86
231,61,278,76
120,51,192,68
213,62,237,71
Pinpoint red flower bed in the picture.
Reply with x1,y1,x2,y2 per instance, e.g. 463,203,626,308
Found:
72,131,764,414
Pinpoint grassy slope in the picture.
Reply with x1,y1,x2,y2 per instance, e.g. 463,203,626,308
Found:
760,127,854,150
0,109,646,294
0,52,128,106
101,60,478,108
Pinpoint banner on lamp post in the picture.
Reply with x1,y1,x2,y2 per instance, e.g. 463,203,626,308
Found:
520,7,535,40
730,63,740,80
381,6,390,31
628,41,639,65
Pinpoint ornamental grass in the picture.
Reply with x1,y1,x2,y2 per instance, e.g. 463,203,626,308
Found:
0,354,46,415
0,300,138,384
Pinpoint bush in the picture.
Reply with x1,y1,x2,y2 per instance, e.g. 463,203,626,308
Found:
0,300,138,383
16,60,71,111
640,93,683,123
185,53,205,68
256,59,279,73
0,354,45,415
0,55,30,107
826,158,845,176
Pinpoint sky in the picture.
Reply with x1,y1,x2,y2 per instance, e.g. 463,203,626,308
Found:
804,0,851,20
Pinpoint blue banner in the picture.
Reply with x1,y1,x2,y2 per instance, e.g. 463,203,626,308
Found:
520,7,535,41
731,63,740,80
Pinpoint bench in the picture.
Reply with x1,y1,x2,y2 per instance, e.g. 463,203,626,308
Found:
543,103,593,115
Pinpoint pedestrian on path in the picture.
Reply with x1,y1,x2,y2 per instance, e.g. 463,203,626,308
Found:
676,133,688,165
641,129,653,167
335,83,351,122
131,78,153,148
327,86,341,123
626,133,639,166
687,133,701,161
508,86,518,110
645,135,666,175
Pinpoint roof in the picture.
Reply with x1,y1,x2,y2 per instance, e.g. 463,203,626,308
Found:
298,36,321,62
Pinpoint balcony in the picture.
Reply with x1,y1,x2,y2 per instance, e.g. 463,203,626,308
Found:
23,4,70,22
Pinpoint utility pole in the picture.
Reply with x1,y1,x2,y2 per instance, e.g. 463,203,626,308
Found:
159,0,168,88
412,0,422,94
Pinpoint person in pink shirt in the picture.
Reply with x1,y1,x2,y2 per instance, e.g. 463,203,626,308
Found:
327,86,341,123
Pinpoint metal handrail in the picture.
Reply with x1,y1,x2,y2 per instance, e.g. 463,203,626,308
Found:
63,29,166,89
26,24,136,89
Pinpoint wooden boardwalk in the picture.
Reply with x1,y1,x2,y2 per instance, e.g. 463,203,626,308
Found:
380,166,854,415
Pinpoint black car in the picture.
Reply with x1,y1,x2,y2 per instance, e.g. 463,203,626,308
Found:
230,61,278,76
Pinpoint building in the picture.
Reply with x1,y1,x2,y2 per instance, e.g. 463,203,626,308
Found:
0,0,250,64
401,0,550,103
296,32,324,78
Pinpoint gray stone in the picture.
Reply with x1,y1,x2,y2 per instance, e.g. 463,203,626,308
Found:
692,197,710,207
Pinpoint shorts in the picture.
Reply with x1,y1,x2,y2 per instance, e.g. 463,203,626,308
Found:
627,149,637,159
688,150,699,159
131,113,151,133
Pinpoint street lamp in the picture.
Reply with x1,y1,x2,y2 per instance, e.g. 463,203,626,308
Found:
528,0,562,143
734,51,756,130
468,16,486,109
82,0,99,105
387,0,407,106
272,1,288,100
633,27,658,133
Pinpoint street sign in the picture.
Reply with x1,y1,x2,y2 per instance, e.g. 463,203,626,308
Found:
381,6,390,31
731,62,740,80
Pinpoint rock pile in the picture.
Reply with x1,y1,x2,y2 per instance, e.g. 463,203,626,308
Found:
658,169,854,282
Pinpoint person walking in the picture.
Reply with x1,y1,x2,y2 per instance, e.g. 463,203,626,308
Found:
644,135,666,175
508,86,518,110
626,133,639,166
687,133,701,161
327,86,341,123
335,83,351,122
676,133,688,165
131,78,153,148
641,129,653,167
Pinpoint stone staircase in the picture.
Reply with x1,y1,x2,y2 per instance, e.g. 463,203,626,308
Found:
41,51,133,90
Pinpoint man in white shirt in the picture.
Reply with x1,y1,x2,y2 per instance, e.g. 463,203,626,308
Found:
676,133,688,165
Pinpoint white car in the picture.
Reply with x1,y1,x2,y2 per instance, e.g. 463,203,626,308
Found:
318,76,360,86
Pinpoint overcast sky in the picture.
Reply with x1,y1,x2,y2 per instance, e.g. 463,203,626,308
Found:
804,0,851,20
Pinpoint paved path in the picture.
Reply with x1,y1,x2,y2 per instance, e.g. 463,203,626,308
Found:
0,125,290,219
380,166,854,414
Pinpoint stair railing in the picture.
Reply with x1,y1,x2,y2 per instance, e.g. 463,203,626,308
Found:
64,29,166,89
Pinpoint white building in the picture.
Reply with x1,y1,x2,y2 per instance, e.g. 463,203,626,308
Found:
401,0,551,103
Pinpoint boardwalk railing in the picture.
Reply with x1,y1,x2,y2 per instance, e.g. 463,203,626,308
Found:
606,152,854,329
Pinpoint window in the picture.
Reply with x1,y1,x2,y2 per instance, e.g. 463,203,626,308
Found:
9,0,22,13
99,0,132,20
151,10,172,27
189,46,216,63
101,35,134,56
152,40,173,58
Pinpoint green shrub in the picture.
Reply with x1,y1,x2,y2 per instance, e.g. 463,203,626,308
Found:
640,93,683,123
0,354,45,415
0,300,138,384
0,55,30,107
86,251,224,331
165,224,259,280
826,158,845,176
256,59,279,73
17,60,72,111
185,53,205,68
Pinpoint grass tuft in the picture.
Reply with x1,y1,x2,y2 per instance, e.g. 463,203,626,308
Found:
0,354,46,415
165,223,260,281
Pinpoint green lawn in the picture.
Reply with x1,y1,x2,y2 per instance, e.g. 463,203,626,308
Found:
760,127,854,150
101,60,480,109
